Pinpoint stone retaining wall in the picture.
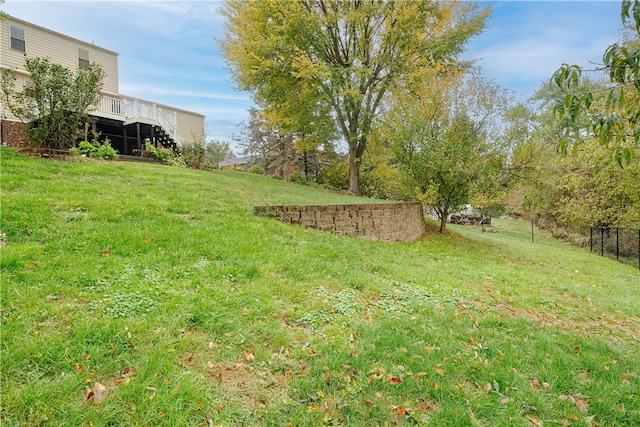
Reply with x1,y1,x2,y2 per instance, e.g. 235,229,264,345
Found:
254,201,426,243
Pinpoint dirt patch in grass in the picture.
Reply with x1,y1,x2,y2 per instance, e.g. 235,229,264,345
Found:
492,299,640,344
205,362,290,410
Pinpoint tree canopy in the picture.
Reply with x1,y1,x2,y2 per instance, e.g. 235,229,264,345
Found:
206,140,235,169
220,0,489,194
1,56,104,149
509,79,640,233
385,69,510,232
553,0,640,166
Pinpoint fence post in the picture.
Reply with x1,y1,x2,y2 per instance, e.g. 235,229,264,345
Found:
590,227,593,253
601,228,604,257
531,218,534,243
638,229,640,270
616,227,619,261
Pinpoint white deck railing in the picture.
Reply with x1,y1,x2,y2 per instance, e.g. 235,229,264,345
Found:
93,95,183,145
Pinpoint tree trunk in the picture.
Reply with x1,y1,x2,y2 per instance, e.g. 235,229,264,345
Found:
303,151,309,182
348,149,361,195
439,207,449,233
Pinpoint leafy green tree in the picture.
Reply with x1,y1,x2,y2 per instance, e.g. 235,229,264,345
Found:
553,0,640,165
206,140,235,169
1,56,104,150
358,129,402,199
510,80,640,233
220,0,489,195
386,70,509,232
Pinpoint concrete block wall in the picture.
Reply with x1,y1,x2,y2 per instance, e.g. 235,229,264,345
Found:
254,201,426,243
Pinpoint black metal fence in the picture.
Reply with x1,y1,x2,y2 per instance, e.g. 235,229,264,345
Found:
590,227,640,269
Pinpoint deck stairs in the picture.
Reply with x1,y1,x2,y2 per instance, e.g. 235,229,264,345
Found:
92,95,182,151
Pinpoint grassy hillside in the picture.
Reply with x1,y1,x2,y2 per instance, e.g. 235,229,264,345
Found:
1,148,638,426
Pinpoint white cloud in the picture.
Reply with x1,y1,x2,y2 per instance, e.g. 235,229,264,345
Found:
119,84,250,102
464,1,624,98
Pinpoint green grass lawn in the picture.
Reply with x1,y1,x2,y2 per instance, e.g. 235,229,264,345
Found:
1,147,638,426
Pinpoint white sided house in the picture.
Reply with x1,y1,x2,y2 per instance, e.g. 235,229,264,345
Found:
0,16,205,155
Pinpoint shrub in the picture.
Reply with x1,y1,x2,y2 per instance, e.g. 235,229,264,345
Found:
71,141,97,157
318,160,349,191
248,164,263,175
180,139,205,169
287,171,308,185
71,137,118,161
145,141,177,165
95,139,118,160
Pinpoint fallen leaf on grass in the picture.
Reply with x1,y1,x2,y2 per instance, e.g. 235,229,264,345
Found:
308,403,319,410
525,414,543,426
143,237,155,243
419,402,437,411
395,405,408,416
24,263,36,268
121,366,133,378
388,376,402,384
529,378,551,389
87,382,108,404
102,250,111,256
575,399,589,412
245,350,255,362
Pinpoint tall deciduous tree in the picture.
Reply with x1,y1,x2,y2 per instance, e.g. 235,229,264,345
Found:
220,0,489,195
1,56,104,150
386,70,509,232
553,0,640,165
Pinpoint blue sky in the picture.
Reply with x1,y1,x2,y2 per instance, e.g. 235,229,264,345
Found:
2,0,627,151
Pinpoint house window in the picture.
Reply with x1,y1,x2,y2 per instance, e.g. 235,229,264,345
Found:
24,79,35,98
78,48,90,69
10,25,25,53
